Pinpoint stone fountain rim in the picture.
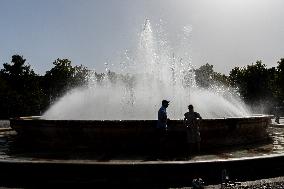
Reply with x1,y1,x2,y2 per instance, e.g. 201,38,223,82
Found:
12,114,274,122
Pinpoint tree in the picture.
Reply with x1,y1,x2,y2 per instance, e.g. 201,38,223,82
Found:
43,58,89,103
1,55,35,76
0,55,43,118
195,63,214,88
276,58,284,104
229,61,277,112
195,63,229,88
73,65,89,87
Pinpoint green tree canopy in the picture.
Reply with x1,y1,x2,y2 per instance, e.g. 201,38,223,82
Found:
276,58,284,103
1,55,35,77
43,58,89,103
0,55,42,118
195,63,229,88
229,60,277,110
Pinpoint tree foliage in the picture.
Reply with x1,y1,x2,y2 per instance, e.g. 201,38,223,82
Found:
43,58,89,104
0,54,284,118
195,63,229,88
0,55,40,118
276,58,284,103
229,61,278,111
0,56,89,118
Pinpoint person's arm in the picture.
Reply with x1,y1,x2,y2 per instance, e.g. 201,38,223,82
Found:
161,110,167,123
199,114,202,120
196,112,202,120
183,114,187,125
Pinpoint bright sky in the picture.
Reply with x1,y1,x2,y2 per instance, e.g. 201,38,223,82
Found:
1,0,284,75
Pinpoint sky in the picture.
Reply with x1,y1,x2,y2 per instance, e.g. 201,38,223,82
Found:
0,0,284,75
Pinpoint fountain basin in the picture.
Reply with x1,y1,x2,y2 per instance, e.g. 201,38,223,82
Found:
10,115,273,151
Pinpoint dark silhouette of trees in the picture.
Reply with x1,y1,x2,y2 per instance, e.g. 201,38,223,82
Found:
43,58,89,105
276,58,284,104
195,63,214,88
229,61,278,112
0,55,42,118
195,63,229,88
194,60,283,113
1,54,284,119
0,56,89,119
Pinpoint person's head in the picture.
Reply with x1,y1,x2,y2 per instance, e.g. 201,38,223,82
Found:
188,104,194,111
162,100,170,108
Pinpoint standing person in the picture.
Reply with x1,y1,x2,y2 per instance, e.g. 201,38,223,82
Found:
184,104,202,154
157,100,170,130
156,100,170,157
274,106,280,124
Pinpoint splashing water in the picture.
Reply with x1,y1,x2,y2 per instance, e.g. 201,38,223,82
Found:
43,20,251,120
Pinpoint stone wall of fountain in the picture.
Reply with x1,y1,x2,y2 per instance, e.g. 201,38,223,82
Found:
10,115,272,150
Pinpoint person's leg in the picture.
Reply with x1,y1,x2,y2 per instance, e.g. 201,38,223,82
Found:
186,128,194,156
275,115,280,124
196,142,200,153
196,131,201,153
156,128,167,158
155,128,163,158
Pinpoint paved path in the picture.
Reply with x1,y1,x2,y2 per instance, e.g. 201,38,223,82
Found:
203,176,284,189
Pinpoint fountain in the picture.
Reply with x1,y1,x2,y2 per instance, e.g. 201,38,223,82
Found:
6,20,281,187
10,20,272,150
42,19,250,120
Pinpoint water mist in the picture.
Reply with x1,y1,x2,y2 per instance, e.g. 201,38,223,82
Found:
43,20,251,120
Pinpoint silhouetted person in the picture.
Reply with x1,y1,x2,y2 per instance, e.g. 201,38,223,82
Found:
274,106,280,124
184,104,202,154
156,100,170,158
157,100,170,130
